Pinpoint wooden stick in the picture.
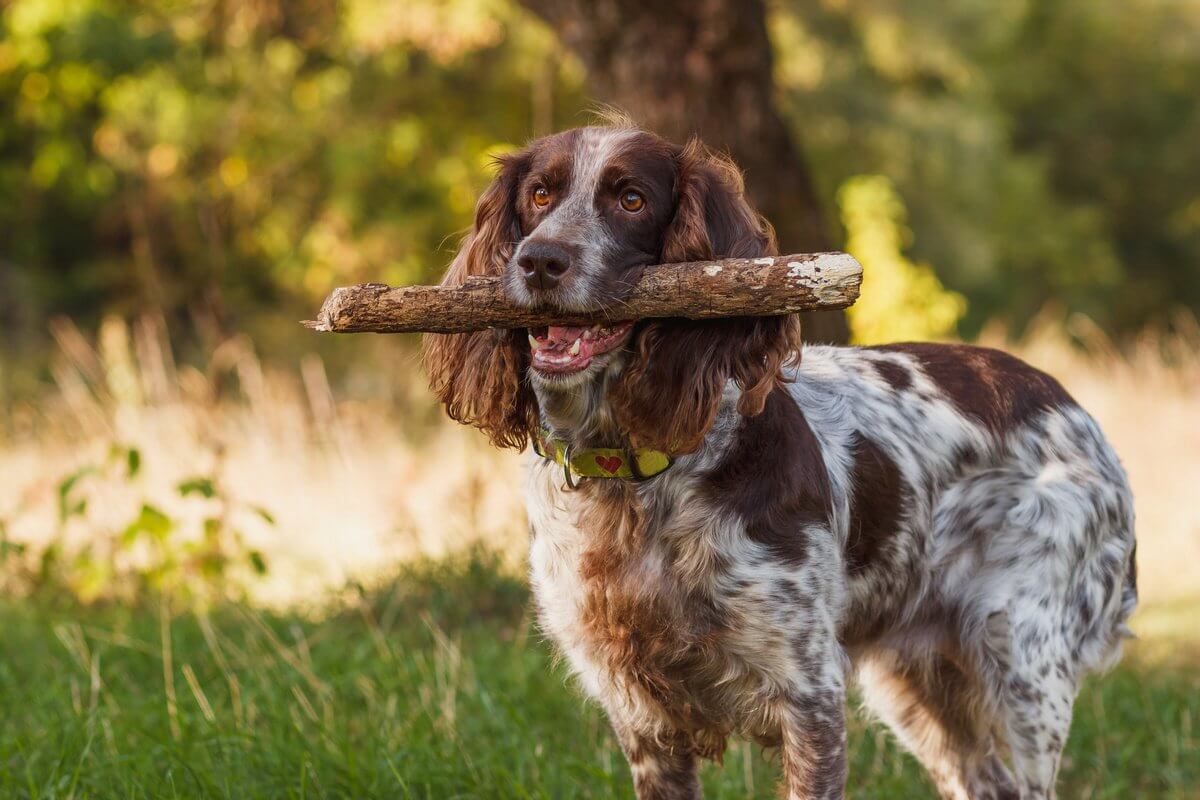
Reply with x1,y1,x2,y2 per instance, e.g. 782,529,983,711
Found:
302,252,862,334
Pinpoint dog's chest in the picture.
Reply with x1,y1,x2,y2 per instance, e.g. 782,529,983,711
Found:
525,464,786,740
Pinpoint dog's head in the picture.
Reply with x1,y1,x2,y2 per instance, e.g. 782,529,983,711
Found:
423,124,800,452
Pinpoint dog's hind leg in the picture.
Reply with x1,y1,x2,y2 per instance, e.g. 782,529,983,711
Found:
992,605,1081,800
857,648,1018,800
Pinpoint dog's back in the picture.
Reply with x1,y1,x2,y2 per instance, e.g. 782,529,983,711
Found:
791,343,1136,669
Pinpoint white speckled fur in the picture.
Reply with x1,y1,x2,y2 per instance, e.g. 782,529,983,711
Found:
526,345,1136,800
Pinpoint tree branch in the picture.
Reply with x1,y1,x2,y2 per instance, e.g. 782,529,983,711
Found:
303,252,861,334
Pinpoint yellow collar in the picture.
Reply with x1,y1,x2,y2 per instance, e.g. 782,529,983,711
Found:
533,431,672,483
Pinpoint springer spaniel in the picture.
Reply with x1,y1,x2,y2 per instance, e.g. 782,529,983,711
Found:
423,124,1137,800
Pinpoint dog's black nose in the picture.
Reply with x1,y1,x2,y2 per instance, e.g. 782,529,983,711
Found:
519,240,572,290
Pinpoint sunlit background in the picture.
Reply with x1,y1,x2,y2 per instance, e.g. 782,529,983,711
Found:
0,1,1197,796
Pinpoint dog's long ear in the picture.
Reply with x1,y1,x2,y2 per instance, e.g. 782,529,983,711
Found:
612,139,802,453
422,151,539,449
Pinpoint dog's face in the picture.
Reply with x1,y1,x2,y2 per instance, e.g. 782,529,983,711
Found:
504,128,678,388
423,124,802,452
506,127,678,313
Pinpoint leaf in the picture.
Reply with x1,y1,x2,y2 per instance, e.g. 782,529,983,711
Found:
248,550,268,575
199,552,228,579
202,517,222,542
177,477,216,499
126,448,142,477
57,466,97,523
122,504,174,545
250,505,276,526
71,553,111,603
38,543,62,579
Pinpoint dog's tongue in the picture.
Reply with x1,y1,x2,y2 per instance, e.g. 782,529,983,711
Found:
529,322,634,374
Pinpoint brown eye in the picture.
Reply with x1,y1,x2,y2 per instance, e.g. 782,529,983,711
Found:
620,190,645,213
532,186,550,207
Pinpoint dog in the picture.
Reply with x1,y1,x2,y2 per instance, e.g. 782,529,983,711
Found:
423,123,1137,799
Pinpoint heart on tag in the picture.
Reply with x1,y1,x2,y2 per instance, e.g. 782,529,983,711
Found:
594,455,623,474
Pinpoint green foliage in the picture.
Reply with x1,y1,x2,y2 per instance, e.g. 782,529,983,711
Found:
773,0,1200,335
7,442,273,605
1,0,1198,381
839,174,965,343
0,0,583,371
0,553,1196,798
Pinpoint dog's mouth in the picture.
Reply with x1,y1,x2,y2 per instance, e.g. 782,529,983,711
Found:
527,322,634,375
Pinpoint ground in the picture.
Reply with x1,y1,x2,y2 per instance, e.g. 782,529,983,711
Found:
2,552,1196,800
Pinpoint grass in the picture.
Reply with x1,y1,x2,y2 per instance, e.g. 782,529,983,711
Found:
2,552,1197,800
1,316,1198,796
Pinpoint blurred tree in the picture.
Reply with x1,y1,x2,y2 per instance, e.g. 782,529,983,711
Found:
991,0,1200,332
2,0,1199,398
772,0,1200,336
516,0,850,343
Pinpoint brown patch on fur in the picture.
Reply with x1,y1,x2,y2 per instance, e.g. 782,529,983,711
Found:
597,135,681,263
839,433,925,648
874,343,1074,433
701,388,832,566
845,434,905,574
574,480,730,753
872,358,913,392
859,650,1018,799
611,139,802,453
422,149,539,449
514,129,580,235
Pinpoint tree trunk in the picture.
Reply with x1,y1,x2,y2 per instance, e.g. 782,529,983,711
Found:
516,0,850,344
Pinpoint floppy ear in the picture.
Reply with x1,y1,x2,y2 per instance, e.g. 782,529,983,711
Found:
422,151,539,449
612,139,802,453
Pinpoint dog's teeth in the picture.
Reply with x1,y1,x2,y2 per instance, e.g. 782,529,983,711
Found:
528,334,540,350
569,339,581,356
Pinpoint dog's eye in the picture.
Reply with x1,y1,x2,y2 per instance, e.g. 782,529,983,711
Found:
619,191,645,213
532,187,551,207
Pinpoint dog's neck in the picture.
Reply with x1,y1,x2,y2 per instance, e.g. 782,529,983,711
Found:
533,361,628,451
533,361,745,462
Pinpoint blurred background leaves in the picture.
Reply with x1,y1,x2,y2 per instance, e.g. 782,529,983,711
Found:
2,0,1199,402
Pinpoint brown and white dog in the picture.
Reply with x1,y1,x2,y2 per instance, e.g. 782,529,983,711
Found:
423,123,1137,800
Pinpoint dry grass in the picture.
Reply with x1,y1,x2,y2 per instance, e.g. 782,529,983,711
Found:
1,313,1196,625
0,316,527,608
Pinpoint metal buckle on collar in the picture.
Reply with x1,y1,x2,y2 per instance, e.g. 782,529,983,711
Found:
561,442,579,490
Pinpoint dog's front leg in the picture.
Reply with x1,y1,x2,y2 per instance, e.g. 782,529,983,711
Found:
612,722,701,800
778,685,848,800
